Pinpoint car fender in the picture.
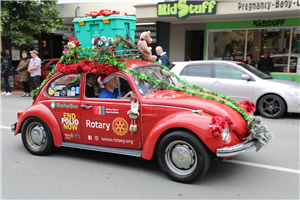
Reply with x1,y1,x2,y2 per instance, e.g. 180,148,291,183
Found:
142,112,213,160
14,104,63,147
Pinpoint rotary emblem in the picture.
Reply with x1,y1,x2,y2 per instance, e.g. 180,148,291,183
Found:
112,117,128,136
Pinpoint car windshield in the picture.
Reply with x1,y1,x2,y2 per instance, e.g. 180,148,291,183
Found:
237,63,272,79
133,65,170,95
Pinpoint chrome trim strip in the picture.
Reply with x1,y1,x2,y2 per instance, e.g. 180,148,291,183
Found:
216,139,257,157
61,142,142,157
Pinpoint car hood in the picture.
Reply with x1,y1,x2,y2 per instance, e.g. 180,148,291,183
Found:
145,90,249,140
260,78,299,88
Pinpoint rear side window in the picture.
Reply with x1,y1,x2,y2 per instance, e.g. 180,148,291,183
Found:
45,60,59,71
41,60,50,68
181,65,212,77
47,74,81,98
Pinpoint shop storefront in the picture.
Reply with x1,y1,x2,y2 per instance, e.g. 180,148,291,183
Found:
135,0,300,82
206,18,300,82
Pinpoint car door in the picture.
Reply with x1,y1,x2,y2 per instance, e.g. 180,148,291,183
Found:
178,64,214,90
45,73,82,143
80,73,142,149
212,63,254,102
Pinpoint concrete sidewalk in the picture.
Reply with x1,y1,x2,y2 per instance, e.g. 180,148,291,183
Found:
1,91,33,100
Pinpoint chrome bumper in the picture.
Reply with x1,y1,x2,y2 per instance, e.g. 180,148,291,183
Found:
216,139,258,157
11,122,17,132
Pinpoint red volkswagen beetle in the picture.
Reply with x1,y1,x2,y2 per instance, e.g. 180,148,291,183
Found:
12,59,270,183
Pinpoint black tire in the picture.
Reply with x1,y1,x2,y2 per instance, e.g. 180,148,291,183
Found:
157,131,211,183
21,117,56,155
257,94,286,119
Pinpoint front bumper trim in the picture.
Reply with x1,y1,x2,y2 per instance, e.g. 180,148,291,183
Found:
216,139,257,157
11,122,17,132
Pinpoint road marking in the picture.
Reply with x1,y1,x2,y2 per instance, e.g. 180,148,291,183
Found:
222,159,300,174
0,125,11,130
1,124,299,174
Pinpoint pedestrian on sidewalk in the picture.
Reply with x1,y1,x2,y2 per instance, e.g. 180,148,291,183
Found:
1,51,12,95
155,46,170,68
28,50,41,90
258,51,274,75
17,50,31,97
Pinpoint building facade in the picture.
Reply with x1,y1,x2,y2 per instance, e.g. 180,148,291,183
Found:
135,0,300,82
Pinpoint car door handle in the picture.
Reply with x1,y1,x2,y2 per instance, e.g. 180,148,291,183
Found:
214,80,221,84
81,105,93,109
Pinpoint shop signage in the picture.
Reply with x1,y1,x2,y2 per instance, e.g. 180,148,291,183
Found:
253,19,286,27
157,0,217,20
52,25,75,34
238,0,300,12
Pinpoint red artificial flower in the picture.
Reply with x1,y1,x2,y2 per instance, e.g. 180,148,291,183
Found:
239,100,256,114
0,77,2,80
16,83,19,85
208,115,236,137
208,125,223,137
15,75,19,78
19,81,22,83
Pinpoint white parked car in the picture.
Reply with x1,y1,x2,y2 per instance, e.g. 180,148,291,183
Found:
171,60,300,119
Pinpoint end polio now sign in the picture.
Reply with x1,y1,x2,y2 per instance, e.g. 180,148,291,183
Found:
157,0,217,20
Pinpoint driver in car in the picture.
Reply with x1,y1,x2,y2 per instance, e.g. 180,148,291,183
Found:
98,74,133,99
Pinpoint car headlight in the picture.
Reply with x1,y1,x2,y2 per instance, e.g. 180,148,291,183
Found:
289,87,300,96
221,127,230,142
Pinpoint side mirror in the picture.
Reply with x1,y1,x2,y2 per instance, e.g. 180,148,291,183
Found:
241,74,251,81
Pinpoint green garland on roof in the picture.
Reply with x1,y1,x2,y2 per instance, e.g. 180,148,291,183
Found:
31,47,248,121
153,61,248,120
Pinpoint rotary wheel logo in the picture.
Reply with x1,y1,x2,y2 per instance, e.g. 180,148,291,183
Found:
112,117,128,136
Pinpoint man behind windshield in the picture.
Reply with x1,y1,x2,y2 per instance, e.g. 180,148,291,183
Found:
98,74,133,98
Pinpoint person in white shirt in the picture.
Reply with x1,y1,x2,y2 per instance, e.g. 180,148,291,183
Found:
28,50,41,89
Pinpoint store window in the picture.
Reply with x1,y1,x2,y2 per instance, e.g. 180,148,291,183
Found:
208,30,246,62
291,27,300,53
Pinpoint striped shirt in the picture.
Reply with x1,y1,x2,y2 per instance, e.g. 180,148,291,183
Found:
29,56,41,77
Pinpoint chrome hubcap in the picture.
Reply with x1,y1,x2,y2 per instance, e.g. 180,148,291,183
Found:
165,140,197,175
30,126,45,145
26,122,46,149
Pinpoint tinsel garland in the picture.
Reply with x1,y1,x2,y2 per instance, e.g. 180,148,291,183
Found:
153,61,248,121
32,48,248,121
32,66,57,99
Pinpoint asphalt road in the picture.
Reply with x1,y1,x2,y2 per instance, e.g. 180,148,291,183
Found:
1,92,299,199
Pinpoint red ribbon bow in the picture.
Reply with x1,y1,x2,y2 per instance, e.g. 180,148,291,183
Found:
139,38,149,47
85,9,121,17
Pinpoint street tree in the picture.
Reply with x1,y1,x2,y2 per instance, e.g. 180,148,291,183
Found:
1,0,64,47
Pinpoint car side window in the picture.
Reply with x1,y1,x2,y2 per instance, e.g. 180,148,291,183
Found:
180,66,188,76
45,61,58,71
119,76,132,95
41,60,50,68
186,65,211,77
47,74,81,98
215,65,244,80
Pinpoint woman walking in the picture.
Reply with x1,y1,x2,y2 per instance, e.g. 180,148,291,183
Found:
17,50,31,97
1,51,12,95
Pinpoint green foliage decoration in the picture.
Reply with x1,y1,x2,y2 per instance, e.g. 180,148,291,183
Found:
32,47,248,121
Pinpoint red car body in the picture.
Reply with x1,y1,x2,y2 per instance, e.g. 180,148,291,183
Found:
41,58,60,80
13,59,257,183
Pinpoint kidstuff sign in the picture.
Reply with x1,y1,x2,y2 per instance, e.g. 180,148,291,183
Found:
157,0,217,20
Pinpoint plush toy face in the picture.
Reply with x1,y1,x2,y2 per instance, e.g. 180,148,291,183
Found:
140,31,152,44
67,41,76,49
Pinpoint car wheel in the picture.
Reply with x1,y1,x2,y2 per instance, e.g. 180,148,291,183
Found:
157,131,211,183
21,117,55,155
257,94,286,119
